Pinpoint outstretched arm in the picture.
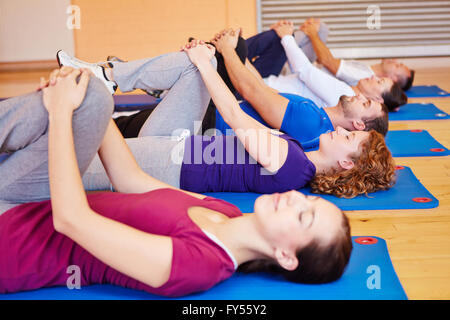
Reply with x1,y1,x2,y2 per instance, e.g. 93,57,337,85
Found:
211,29,289,130
301,18,341,75
43,68,187,289
279,26,352,107
244,58,275,90
183,41,288,173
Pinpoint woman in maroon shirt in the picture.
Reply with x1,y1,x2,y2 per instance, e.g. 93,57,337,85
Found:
0,48,352,296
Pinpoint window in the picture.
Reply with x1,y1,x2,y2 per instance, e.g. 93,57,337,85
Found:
257,0,450,58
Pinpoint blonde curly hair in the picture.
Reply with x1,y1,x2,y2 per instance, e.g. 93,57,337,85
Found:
310,130,396,198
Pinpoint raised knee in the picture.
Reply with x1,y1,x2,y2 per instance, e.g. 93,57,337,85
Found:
178,51,217,72
79,76,114,117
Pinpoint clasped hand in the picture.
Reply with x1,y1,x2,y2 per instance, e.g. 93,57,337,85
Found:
40,67,91,115
181,39,216,67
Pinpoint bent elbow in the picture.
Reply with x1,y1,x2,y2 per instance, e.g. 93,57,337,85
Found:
52,209,71,234
52,205,90,235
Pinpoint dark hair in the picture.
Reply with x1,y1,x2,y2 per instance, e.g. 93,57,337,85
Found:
238,213,352,284
363,102,389,136
382,82,408,112
401,70,415,91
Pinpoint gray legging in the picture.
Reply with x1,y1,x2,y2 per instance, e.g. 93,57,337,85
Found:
82,52,214,191
0,52,214,214
0,77,114,214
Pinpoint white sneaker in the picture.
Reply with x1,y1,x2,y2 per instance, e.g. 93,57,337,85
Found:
56,50,117,94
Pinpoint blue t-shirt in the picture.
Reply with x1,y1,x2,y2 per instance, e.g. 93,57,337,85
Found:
215,93,334,150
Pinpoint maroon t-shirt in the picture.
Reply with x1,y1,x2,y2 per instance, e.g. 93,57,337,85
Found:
0,189,242,297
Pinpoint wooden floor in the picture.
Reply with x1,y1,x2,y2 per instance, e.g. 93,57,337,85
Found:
0,63,449,300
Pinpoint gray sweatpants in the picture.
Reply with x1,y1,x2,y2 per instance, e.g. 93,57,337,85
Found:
0,77,114,214
82,52,214,191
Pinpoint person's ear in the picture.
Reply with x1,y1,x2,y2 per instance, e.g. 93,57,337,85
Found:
352,119,366,131
391,74,399,82
338,159,355,170
275,248,299,271
373,95,384,103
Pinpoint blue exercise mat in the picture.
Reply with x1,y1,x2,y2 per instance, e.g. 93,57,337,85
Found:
303,130,448,158
390,103,449,121
204,166,438,212
113,94,160,111
1,95,160,112
386,130,449,157
0,236,407,300
405,85,450,98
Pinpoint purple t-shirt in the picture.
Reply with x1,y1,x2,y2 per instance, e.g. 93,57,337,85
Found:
180,134,316,193
0,189,241,297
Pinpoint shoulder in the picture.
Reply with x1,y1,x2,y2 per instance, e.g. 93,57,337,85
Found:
281,95,322,127
202,197,243,218
280,93,318,105
338,59,373,77
275,135,316,180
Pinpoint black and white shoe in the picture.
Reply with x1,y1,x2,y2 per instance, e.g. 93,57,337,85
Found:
105,55,165,98
56,50,118,94
106,55,126,63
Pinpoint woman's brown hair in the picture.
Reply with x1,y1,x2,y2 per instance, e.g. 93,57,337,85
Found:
310,130,396,198
238,211,352,284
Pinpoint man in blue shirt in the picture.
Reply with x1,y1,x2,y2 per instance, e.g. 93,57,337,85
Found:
211,29,388,150
215,94,333,150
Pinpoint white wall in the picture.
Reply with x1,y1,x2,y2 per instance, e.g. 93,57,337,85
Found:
0,0,74,62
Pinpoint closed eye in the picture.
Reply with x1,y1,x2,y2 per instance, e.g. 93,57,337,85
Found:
300,196,318,228
307,195,320,201
299,207,315,229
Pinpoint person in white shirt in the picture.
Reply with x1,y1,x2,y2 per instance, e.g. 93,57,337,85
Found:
300,18,415,92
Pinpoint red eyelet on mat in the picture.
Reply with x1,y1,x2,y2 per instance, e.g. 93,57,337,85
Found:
430,148,445,152
410,129,423,133
355,237,378,245
395,166,405,170
413,197,432,203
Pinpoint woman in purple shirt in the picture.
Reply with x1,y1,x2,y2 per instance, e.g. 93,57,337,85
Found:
73,41,396,198
0,55,352,296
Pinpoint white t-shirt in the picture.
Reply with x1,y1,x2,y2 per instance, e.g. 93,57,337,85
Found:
336,60,375,86
262,35,356,109
264,73,330,109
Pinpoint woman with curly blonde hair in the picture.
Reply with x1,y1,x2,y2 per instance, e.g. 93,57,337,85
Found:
310,129,396,198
